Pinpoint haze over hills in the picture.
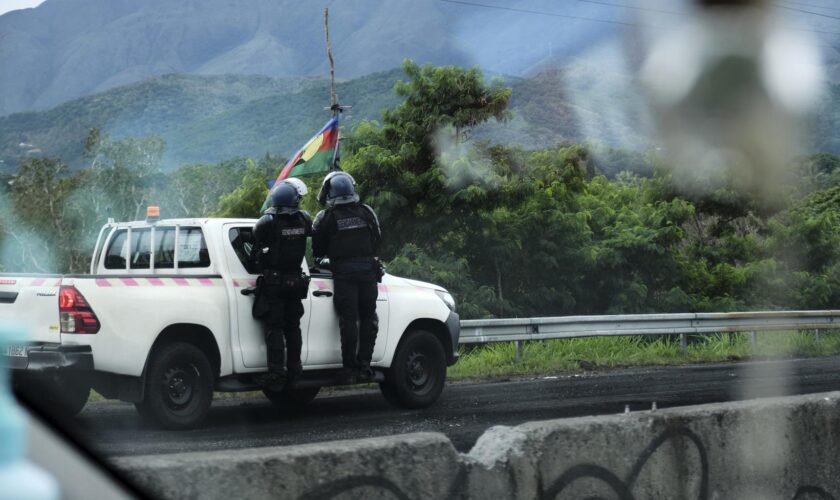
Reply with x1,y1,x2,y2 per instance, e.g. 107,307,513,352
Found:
0,65,664,171
0,0,627,116
2,63,837,174
2,0,838,118
1,0,838,171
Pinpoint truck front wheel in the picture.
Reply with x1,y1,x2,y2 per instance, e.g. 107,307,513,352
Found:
380,330,446,409
137,342,214,430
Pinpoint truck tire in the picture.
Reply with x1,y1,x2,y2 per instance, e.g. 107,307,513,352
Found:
379,329,446,409
137,342,214,430
54,377,91,417
21,376,90,417
262,386,320,411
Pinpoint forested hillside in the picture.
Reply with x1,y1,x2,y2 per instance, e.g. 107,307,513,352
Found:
3,62,840,318
0,70,403,170
3,65,838,173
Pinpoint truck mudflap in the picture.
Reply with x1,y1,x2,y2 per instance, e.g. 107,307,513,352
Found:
3,344,93,372
445,311,460,365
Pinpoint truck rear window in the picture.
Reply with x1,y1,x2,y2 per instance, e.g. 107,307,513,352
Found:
103,227,210,270
104,230,128,269
178,228,210,268
130,229,152,269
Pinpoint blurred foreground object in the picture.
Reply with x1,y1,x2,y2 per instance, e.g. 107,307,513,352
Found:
0,329,59,500
641,0,825,208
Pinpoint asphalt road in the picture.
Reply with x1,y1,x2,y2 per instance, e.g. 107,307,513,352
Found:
70,357,840,457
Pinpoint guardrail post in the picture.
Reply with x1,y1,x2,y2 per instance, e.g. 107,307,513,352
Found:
815,329,821,343
679,333,687,353
751,331,757,351
515,341,523,363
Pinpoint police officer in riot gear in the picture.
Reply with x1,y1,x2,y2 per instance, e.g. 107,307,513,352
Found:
250,180,312,387
312,172,383,382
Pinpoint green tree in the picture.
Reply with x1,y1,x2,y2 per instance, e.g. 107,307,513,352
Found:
343,59,512,260
1,157,79,272
215,160,270,218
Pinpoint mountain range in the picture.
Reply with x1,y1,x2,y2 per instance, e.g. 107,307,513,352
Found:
0,0,837,171
0,0,634,116
0,66,656,171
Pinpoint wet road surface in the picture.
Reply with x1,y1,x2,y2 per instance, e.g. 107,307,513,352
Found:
71,357,840,457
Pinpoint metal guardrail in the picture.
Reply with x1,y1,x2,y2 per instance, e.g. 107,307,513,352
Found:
459,310,840,358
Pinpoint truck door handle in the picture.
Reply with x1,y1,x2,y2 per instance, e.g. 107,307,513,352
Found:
313,290,333,297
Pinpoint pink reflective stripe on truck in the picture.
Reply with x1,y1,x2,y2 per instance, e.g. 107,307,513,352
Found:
30,278,45,286
91,277,221,287
232,279,257,288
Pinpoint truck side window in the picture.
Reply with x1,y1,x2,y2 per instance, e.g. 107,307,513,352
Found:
104,230,128,269
154,228,175,269
228,227,255,274
130,229,152,269
178,227,210,268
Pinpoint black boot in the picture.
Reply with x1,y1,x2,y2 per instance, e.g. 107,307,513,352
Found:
257,364,287,391
336,366,357,384
356,361,375,383
287,363,303,384
256,373,286,391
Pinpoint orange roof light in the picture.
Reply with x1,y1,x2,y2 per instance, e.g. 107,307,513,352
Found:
146,206,160,222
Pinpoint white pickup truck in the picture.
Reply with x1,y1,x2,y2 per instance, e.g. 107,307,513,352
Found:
1,216,460,429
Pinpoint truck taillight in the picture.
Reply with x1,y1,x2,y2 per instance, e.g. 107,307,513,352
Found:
59,285,100,334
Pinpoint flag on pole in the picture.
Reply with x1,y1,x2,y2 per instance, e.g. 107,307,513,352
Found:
262,117,339,211
278,117,339,181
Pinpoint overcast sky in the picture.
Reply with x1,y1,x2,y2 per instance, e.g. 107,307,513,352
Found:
0,0,45,16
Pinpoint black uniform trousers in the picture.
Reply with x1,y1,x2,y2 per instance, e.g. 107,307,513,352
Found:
333,277,379,369
262,285,305,373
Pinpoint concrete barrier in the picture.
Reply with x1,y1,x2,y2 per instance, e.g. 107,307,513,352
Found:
115,433,463,500
116,392,840,499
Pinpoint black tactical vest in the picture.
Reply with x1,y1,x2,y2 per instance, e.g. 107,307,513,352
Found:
327,204,376,261
253,212,310,273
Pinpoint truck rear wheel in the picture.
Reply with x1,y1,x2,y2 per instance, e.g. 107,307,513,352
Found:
262,386,320,411
380,329,446,409
138,342,214,430
55,376,91,417
20,375,90,417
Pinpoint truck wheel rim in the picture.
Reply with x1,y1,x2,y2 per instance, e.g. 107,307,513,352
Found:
407,351,430,389
163,365,198,410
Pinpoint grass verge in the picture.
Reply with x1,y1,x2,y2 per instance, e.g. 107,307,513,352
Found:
448,330,840,380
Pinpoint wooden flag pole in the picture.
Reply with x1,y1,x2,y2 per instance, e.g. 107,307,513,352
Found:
323,8,350,171
324,8,338,114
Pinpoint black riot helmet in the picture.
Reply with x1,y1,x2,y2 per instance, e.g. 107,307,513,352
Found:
269,181,301,214
317,171,359,207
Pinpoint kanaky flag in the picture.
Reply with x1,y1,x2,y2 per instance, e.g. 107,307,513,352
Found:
262,117,339,211
278,117,338,180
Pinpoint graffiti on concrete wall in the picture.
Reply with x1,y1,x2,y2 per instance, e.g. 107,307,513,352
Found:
541,426,835,500
295,426,836,500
